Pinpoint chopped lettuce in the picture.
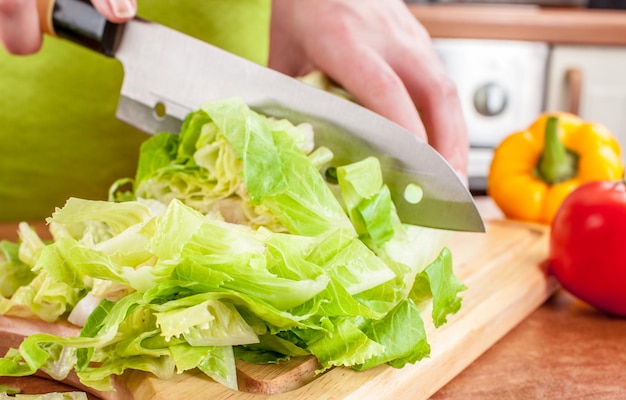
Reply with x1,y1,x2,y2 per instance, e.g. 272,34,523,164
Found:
0,97,465,392
128,98,353,236
0,240,36,298
337,157,400,244
0,384,19,395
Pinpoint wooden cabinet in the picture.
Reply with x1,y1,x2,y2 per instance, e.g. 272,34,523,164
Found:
544,45,626,161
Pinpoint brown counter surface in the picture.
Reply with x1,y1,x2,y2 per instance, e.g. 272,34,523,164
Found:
430,197,626,399
431,290,626,399
409,4,626,46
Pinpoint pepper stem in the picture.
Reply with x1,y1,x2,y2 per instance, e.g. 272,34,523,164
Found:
536,116,578,184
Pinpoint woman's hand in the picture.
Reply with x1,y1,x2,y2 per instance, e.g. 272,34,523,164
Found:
0,0,136,54
269,0,469,179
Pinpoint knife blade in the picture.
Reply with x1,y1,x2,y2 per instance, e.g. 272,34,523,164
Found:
38,0,484,232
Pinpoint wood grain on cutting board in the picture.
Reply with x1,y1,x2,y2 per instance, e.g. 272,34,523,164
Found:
0,199,558,399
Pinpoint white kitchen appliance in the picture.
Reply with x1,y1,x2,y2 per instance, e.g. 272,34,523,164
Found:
432,39,549,191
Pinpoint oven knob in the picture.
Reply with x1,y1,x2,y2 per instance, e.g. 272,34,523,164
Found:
473,82,508,117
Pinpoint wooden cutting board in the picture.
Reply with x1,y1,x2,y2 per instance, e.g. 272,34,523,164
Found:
0,203,559,399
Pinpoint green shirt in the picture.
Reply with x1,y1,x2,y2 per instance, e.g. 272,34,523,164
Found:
0,0,270,221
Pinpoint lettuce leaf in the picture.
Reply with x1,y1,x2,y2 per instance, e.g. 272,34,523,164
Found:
0,97,466,392
0,241,36,298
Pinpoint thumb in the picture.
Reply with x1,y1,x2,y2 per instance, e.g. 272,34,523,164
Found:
0,0,42,54
90,0,136,23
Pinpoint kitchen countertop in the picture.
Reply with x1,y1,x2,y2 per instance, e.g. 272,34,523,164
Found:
433,197,626,399
408,4,626,46
1,197,625,398
431,290,626,399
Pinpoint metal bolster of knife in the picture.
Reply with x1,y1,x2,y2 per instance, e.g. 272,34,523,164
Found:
37,0,123,57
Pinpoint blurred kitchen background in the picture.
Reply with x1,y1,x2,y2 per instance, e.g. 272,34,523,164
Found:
404,0,626,192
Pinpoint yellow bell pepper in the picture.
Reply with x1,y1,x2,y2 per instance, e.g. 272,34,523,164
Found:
487,112,624,224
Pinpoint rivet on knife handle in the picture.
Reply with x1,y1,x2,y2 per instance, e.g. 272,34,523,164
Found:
37,0,123,56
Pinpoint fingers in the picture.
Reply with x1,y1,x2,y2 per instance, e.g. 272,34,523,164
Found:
90,0,136,23
317,39,468,182
391,38,469,179
0,0,42,54
0,0,136,55
315,42,428,143
412,76,469,179
275,0,469,180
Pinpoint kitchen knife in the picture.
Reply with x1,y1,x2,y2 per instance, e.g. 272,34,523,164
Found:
37,0,484,232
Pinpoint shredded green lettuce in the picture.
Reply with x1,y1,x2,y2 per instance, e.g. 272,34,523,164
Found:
0,97,465,392
0,240,36,299
0,384,19,395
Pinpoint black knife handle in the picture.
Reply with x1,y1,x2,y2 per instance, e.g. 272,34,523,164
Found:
37,0,123,56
